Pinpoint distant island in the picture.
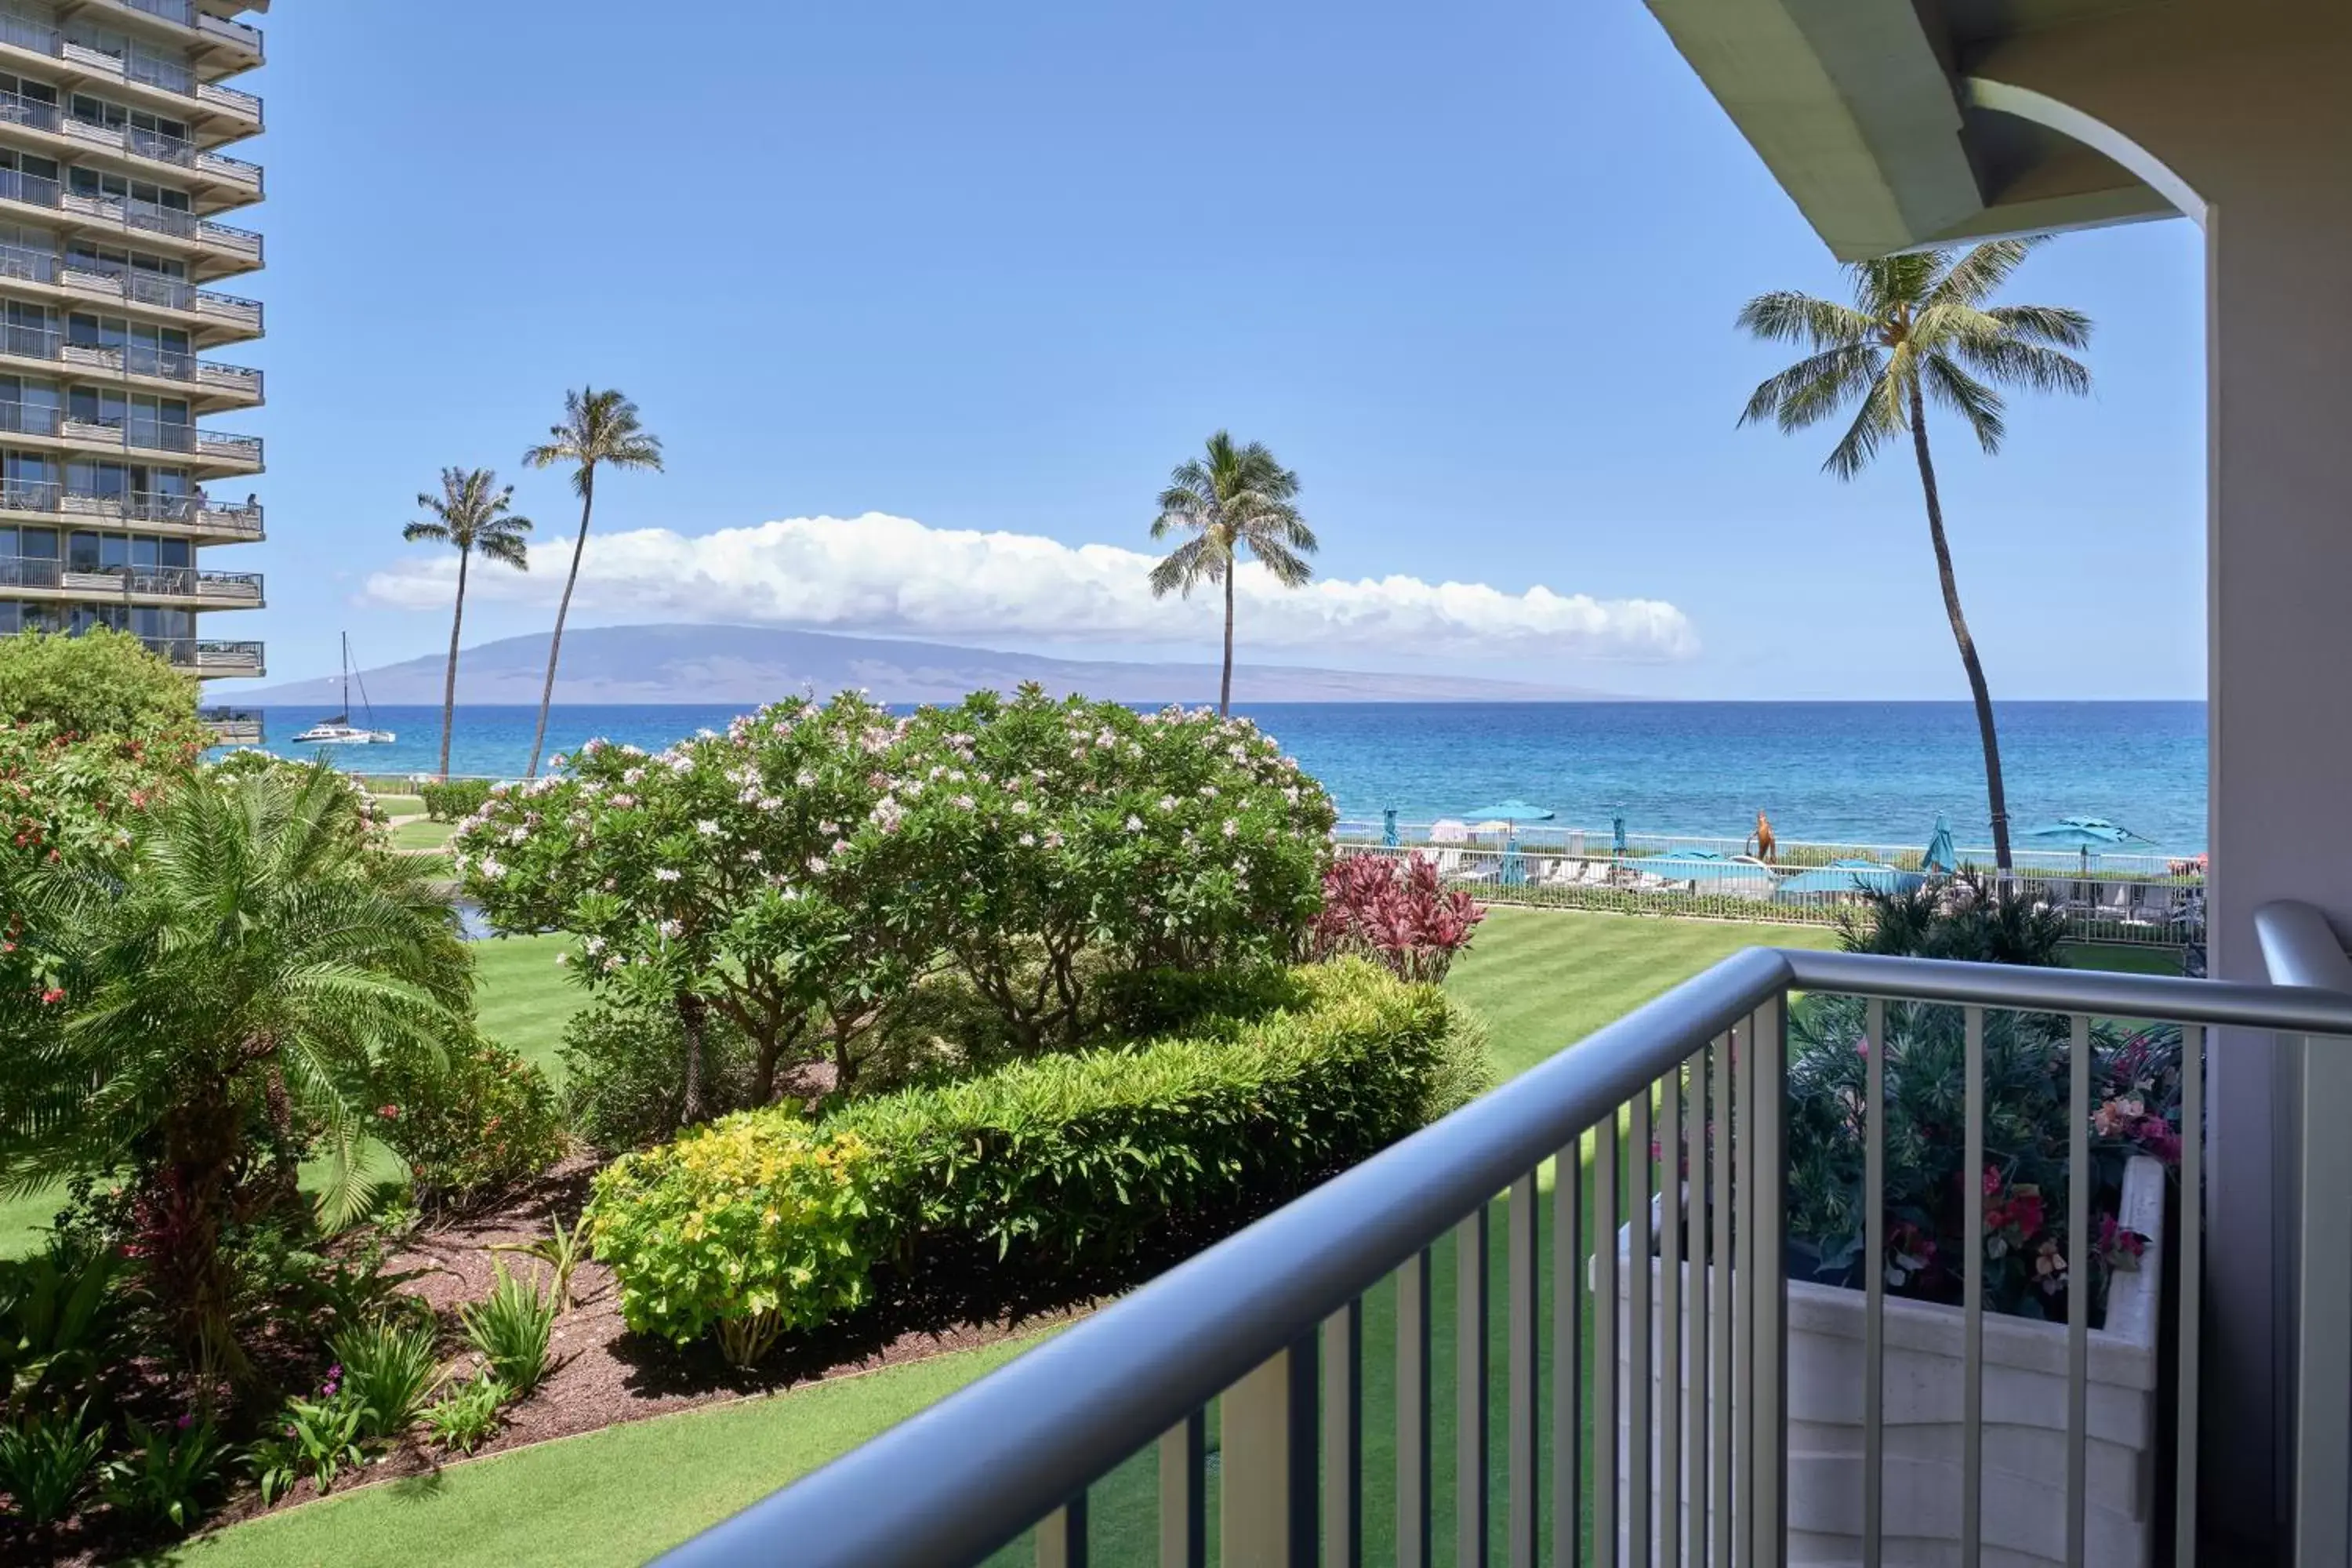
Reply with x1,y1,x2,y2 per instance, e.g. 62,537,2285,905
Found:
242,624,1623,706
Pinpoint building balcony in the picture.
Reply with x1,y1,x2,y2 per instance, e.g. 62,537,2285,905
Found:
0,16,262,143
0,320,261,409
0,554,263,608
0,244,262,345
74,0,263,73
197,703,260,745
0,90,262,212
0,400,261,476
0,169,262,279
146,633,260,676
0,481,261,541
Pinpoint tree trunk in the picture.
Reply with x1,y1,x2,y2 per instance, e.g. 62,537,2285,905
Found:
676,989,708,1126
526,466,593,779
1219,558,1236,717
1907,380,2014,873
438,546,469,780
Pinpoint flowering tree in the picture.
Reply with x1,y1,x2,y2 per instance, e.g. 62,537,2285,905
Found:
453,694,929,1112
873,688,1337,1049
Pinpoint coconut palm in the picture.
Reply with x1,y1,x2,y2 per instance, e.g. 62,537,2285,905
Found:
1148,431,1318,716
1737,238,2091,872
521,387,664,778
0,762,468,1381
404,467,531,780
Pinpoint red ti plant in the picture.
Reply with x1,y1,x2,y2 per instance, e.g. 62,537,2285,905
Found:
1312,853,1486,984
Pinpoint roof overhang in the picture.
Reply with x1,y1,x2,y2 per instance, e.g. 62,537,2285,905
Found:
1643,0,2174,260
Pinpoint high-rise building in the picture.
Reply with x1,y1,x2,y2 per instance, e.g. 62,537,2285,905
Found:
0,0,266,742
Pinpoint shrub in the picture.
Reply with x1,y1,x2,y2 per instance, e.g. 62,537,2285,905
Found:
1838,868,2068,967
1312,854,1486,982
419,778,493,822
372,1034,568,1208
559,1000,753,1152
0,1403,104,1523
0,626,198,739
99,1416,226,1533
588,1122,880,1367
459,1264,557,1394
421,1372,507,1454
0,1241,125,1414
332,1318,441,1441
249,1385,369,1505
1787,996,2182,1323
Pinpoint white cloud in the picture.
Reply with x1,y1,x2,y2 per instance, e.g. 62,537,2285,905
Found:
361,512,1698,661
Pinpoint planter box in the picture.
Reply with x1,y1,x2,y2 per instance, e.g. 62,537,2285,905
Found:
1606,1154,2168,1567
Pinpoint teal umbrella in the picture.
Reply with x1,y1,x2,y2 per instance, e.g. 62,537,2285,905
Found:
1460,800,1554,882
1777,858,1924,898
2019,815,2157,875
1653,848,1773,887
1922,813,1958,875
1381,808,1398,848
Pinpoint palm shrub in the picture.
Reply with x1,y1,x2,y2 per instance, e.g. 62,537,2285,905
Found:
332,1318,441,1441
0,761,470,1383
459,1264,557,1394
0,1403,105,1524
0,1242,125,1414
100,1416,227,1532
1838,868,2068,967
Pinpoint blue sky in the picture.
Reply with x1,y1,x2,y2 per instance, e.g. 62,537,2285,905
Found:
220,0,2205,701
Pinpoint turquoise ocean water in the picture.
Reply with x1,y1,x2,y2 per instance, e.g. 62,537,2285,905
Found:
249,700,2209,855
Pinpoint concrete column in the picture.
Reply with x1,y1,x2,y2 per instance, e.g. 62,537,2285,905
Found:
1969,3,2352,1554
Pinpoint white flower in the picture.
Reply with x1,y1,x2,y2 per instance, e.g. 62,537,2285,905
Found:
555,952,569,966
1011,800,1032,816
1223,819,1240,838
1018,832,1036,848
623,767,645,785
697,819,721,836
1158,795,1177,812
808,856,828,874
955,794,977,811
655,867,681,883
831,839,851,857
656,918,681,938
818,821,839,837
796,769,816,787
1125,815,1145,833
477,856,506,880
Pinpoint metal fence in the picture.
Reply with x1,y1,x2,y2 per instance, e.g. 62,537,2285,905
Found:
1332,823,2205,948
655,933,2352,1567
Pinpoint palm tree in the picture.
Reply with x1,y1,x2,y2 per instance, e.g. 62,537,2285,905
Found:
0,763,469,1381
1737,239,2091,872
1148,431,1319,716
404,467,531,780
521,387,664,778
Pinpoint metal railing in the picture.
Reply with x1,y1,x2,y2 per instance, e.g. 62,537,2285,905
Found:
0,312,260,394
0,20,260,117
0,483,261,533
51,188,261,259
141,634,259,670
664,939,2352,1567
197,703,260,742
34,408,264,464
1334,827,2208,947
0,554,259,600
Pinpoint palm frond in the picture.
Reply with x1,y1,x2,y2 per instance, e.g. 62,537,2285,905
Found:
1922,353,2008,453
1981,302,2092,350
1824,368,1907,481
1926,238,2040,310
1734,291,1873,350
1739,343,1883,432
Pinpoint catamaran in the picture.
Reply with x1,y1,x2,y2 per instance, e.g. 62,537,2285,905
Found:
293,634,396,746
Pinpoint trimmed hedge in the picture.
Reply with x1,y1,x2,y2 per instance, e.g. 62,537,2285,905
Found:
419,779,494,822
587,960,1481,1360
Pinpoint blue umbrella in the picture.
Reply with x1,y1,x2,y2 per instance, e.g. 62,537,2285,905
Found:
1612,813,1628,860
1652,848,1773,887
1922,813,1958,875
2019,815,2157,875
1777,858,1925,898
1459,800,1555,881
1381,808,1399,848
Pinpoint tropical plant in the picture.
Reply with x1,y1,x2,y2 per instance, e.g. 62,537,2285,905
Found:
1736,240,2092,871
558,999,754,1152
1838,867,2069,967
492,1214,591,1310
370,1032,568,1210
1312,853,1486,982
402,467,532,780
0,626,200,739
420,1371,507,1454
459,1264,556,1395
0,762,470,1382
249,1385,369,1504
100,1414,227,1532
332,1318,441,1441
1147,431,1317,716
1787,998,2180,1322
418,777,494,822
520,387,663,779
0,1402,104,1523
0,1241,125,1414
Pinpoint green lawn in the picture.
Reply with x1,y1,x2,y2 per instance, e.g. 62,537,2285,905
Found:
100,910,2198,1563
390,818,455,851
373,795,426,817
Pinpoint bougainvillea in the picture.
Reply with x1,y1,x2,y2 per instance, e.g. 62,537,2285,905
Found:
1311,853,1486,983
1784,998,2183,1323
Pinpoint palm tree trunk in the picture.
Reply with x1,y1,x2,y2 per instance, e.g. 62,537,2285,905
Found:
1907,381,2014,873
1219,563,1236,717
526,467,593,779
438,546,469,780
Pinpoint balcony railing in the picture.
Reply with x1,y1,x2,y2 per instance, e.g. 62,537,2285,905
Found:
0,555,260,601
47,190,262,261
0,241,260,330
0,21,262,125
103,0,264,61
197,704,260,743
0,481,263,535
10,405,267,466
0,314,263,397
145,635,260,671
660,938,2352,1568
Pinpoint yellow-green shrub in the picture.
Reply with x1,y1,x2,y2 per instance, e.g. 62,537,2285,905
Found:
587,1120,880,1367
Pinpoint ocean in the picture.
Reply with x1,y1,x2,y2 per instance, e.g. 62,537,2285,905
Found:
247,700,2209,855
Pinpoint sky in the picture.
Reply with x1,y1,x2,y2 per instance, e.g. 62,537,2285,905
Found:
215,0,2207,702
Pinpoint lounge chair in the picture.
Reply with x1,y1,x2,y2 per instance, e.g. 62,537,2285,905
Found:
2132,886,2179,926
2093,882,2135,924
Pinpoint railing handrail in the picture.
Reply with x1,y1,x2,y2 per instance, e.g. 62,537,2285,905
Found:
1338,818,2201,876
660,942,2352,1566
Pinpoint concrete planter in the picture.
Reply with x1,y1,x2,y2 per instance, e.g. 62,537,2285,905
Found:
1609,1153,2168,1567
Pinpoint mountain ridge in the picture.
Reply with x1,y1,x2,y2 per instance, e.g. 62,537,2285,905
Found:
241,624,1625,705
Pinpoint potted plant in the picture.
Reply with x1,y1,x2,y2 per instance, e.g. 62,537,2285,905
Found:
1608,1000,2183,1568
